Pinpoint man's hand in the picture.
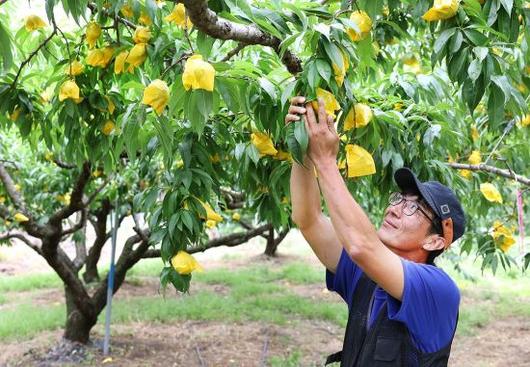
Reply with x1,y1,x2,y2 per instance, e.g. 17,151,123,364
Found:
304,98,339,168
286,96,339,167
285,96,307,124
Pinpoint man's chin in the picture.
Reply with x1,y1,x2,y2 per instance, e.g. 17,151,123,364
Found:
377,228,395,248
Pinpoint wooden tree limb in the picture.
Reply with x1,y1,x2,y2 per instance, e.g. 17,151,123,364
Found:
142,223,272,258
0,162,27,211
41,237,95,319
180,0,302,74
92,233,149,313
84,178,109,206
0,230,42,255
53,159,76,169
83,199,112,283
11,24,58,87
49,162,91,225
447,163,530,186
274,228,289,246
0,162,45,237
62,208,87,237
221,42,248,62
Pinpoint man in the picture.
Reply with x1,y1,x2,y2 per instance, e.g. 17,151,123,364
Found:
285,97,466,366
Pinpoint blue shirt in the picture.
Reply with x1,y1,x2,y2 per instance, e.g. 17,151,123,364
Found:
326,249,460,353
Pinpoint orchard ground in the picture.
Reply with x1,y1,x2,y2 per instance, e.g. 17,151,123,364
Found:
0,225,529,367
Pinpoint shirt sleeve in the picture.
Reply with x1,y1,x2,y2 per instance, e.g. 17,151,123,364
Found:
326,249,363,308
386,259,460,353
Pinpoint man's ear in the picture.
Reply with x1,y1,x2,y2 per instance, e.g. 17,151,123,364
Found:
422,234,446,252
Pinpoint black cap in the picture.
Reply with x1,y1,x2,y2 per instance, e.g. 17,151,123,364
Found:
394,167,466,244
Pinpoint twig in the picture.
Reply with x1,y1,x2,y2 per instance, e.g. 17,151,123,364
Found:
446,162,530,186
161,52,192,78
221,42,247,62
84,178,110,206
183,7,195,53
485,119,515,165
87,2,136,30
51,17,72,78
195,346,206,367
0,159,20,169
259,329,269,367
53,159,76,169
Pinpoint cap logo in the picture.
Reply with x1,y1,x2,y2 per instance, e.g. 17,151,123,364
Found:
440,204,450,215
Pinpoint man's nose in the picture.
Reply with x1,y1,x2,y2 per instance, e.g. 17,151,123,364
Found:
386,202,403,218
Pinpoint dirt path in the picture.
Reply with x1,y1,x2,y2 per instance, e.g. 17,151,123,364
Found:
2,315,529,367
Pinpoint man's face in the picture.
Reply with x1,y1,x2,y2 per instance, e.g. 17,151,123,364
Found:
377,193,435,254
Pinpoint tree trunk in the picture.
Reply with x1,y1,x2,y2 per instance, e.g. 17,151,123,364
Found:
264,228,278,256
264,228,289,257
83,200,111,283
63,285,96,343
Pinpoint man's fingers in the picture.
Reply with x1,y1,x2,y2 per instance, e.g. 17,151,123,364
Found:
317,98,327,126
285,114,301,124
305,102,317,131
290,96,306,105
287,105,306,115
327,115,337,135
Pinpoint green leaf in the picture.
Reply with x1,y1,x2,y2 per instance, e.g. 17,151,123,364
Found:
315,59,332,82
169,269,191,292
322,39,343,72
449,30,464,53
467,59,482,82
463,28,488,46
462,76,485,113
491,75,512,104
487,83,504,127
0,21,13,71
186,90,213,136
434,28,456,54
196,31,216,59
286,122,304,165
258,77,277,100
294,118,308,153
500,0,513,16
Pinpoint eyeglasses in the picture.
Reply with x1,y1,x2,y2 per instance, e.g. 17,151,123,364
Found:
388,192,434,221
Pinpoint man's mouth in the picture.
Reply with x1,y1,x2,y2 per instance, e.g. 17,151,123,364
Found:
383,218,399,229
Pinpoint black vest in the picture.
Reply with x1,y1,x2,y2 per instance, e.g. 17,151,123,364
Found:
326,274,456,367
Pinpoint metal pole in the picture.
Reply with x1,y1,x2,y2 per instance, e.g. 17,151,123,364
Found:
103,197,119,355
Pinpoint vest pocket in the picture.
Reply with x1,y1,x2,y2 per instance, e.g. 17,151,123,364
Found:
373,337,402,365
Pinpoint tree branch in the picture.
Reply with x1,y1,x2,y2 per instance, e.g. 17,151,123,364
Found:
221,42,248,62
0,230,42,255
92,233,149,313
0,162,44,237
142,223,272,258
84,178,109,206
53,159,76,169
447,163,530,186
62,208,87,236
87,2,136,30
49,162,91,224
180,0,302,74
11,25,58,87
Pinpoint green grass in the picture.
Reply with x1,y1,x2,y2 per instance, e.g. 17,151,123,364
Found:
1,253,529,344
0,303,65,340
0,272,62,292
0,262,345,342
